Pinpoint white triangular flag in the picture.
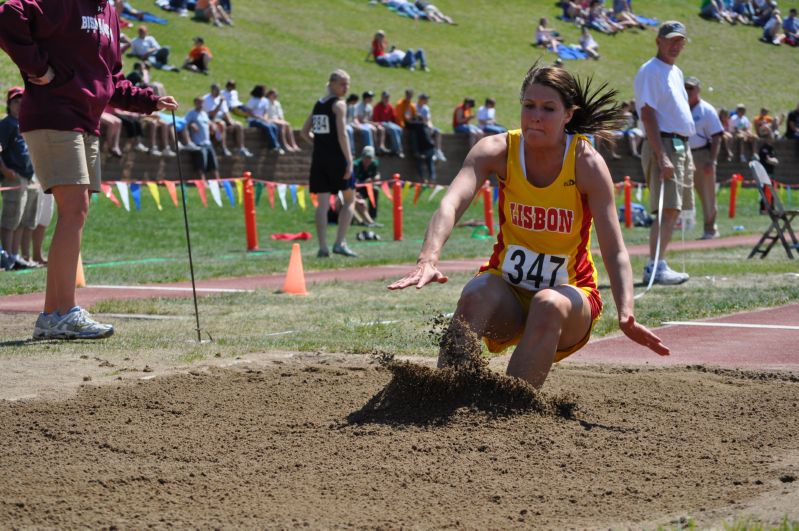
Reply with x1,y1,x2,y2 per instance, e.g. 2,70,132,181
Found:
208,179,224,207
428,184,445,201
115,181,130,212
635,184,643,202
277,184,288,210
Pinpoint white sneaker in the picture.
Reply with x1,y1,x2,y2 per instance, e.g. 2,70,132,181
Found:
222,147,233,157
33,307,114,340
134,143,150,153
644,260,689,285
180,142,201,152
239,147,254,157
162,147,177,157
435,149,447,162
149,148,162,157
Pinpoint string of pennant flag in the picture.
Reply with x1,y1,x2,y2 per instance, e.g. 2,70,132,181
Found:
93,177,455,212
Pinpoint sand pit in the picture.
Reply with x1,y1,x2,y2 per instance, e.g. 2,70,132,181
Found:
1,355,798,529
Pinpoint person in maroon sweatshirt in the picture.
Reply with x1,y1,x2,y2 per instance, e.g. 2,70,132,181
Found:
0,0,178,340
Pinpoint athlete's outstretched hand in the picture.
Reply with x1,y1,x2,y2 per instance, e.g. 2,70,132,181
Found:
619,315,670,356
388,261,448,290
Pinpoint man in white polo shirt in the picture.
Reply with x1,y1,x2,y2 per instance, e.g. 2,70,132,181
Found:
685,76,723,240
634,20,695,285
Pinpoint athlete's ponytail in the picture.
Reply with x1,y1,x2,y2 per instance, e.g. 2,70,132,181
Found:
520,62,625,142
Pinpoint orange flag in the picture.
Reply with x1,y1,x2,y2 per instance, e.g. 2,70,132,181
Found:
310,192,319,208
100,182,121,207
161,180,179,207
365,183,376,208
380,181,393,204
192,179,208,207
413,183,422,205
267,183,275,209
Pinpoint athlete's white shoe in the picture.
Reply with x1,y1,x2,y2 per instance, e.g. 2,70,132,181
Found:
33,307,114,340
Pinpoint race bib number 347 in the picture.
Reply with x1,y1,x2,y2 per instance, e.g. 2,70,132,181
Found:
312,115,330,134
502,245,569,291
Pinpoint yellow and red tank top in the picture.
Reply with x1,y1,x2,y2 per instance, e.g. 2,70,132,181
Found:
481,130,600,308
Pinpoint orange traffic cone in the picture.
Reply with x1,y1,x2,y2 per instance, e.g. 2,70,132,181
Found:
282,243,308,295
75,253,86,288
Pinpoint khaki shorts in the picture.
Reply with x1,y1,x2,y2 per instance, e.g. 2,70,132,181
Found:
1,181,41,231
22,130,101,194
641,137,694,213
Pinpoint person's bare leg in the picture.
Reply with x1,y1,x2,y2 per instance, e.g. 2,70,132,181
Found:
506,286,591,388
11,226,23,256
695,170,717,233
335,188,356,246
18,227,34,260
232,122,245,150
287,124,301,150
649,207,680,260
315,192,330,254
439,274,524,368
0,226,12,254
45,185,90,314
32,225,47,264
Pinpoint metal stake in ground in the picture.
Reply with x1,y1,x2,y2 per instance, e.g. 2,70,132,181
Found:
171,110,204,342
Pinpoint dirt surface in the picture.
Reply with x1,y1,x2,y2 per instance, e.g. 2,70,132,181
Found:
1,353,798,529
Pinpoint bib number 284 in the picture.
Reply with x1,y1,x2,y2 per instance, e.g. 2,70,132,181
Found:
502,245,568,291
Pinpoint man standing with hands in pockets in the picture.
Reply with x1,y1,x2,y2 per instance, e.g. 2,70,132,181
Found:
0,0,178,339
634,21,695,286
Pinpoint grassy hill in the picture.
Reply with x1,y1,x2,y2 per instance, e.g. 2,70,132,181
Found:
1,0,798,128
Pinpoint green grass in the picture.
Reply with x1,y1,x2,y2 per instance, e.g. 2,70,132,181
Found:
1,0,797,126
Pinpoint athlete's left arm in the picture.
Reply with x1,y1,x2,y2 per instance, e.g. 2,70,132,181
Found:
575,141,670,356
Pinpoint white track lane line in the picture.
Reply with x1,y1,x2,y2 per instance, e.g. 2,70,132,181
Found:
87,285,252,293
663,321,799,331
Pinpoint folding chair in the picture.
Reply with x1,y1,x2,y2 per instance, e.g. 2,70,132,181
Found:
747,160,799,259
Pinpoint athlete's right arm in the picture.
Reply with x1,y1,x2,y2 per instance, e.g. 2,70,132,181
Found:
388,134,507,290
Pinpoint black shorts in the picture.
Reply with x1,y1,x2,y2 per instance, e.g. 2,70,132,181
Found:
192,145,218,172
309,157,353,194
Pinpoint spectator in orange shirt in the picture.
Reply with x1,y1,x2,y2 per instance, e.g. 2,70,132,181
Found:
452,98,484,147
753,107,781,140
182,36,212,74
394,89,417,128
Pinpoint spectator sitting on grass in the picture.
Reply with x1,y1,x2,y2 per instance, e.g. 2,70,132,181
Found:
452,98,484,147
221,79,249,117
356,91,388,154
620,100,644,157
700,0,737,23
754,0,777,26
613,0,645,28
202,83,253,157
732,0,755,22
588,0,625,33
416,92,446,161
126,62,165,96
535,17,563,53
185,97,222,181
194,0,232,27
760,9,783,44
560,0,588,24
380,0,424,19
373,91,405,157
129,25,173,70
244,84,285,154
579,25,601,59
477,98,507,135
783,8,798,44
266,89,301,152
371,30,429,72
182,37,212,74
414,1,454,24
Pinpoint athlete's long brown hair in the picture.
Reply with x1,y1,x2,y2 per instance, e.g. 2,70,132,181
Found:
520,62,625,142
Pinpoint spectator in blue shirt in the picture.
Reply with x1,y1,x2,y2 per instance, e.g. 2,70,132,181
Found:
184,97,221,180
